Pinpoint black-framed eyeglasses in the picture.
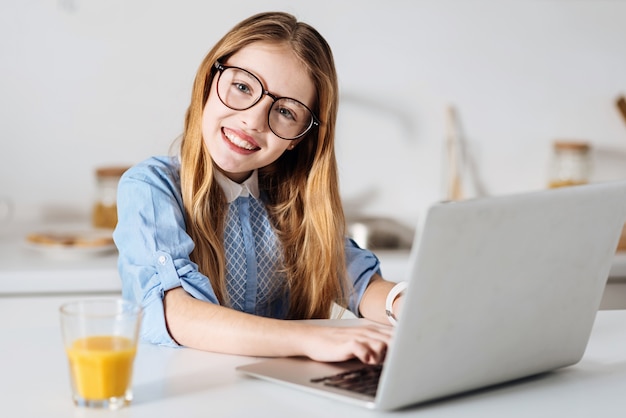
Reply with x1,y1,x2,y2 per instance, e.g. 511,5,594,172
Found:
214,62,320,140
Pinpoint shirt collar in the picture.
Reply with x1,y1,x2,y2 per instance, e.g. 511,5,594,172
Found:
213,169,260,203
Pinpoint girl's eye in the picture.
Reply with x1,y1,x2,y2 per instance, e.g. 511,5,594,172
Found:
274,98,309,123
277,106,296,121
234,82,252,95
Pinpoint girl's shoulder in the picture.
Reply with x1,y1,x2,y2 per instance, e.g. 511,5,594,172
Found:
121,156,182,197
124,156,180,182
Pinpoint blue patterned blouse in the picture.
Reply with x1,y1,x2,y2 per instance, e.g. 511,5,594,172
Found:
113,156,381,347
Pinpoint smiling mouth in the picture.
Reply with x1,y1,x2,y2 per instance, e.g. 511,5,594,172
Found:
224,129,259,151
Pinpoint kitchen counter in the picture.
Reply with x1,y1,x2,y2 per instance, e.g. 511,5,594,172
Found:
0,220,120,295
2,220,626,308
0,220,412,296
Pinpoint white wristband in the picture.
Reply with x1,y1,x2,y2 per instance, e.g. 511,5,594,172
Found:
385,281,408,325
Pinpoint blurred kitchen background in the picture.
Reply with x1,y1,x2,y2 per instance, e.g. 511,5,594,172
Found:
1,0,626,232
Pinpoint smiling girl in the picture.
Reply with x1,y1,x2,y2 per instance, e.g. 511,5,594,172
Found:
113,11,404,365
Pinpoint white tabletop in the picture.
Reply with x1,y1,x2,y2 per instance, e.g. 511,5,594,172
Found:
1,295,626,418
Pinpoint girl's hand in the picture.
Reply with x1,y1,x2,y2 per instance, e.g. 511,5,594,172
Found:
298,323,393,365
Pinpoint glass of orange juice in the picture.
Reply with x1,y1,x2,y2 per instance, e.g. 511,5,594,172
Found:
59,299,142,409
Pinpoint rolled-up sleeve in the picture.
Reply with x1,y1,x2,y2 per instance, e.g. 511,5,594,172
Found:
113,157,219,347
345,238,381,315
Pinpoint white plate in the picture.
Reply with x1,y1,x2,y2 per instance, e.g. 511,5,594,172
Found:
24,229,117,258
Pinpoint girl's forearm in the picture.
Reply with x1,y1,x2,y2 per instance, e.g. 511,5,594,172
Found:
163,287,392,364
163,287,310,357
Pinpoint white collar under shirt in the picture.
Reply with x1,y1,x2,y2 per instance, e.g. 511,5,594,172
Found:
213,169,261,203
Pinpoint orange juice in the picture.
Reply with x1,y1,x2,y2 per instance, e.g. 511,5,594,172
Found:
66,335,137,400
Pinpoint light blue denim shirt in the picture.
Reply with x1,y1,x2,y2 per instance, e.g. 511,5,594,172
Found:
113,156,381,347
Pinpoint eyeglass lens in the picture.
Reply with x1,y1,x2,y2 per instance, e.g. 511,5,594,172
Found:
216,67,314,140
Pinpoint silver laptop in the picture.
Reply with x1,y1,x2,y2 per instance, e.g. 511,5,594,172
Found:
237,181,626,411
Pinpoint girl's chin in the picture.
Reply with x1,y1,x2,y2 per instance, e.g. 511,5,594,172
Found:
216,166,253,183
210,154,252,180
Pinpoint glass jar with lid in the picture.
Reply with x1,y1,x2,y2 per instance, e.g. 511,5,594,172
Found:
548,140,591,188
92,166,129,229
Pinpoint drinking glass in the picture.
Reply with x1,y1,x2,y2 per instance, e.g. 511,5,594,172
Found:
59,299,142,409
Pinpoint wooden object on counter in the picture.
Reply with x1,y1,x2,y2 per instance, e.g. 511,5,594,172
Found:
92,166,129,229
617,96,626,125
445,105,464,201
610,96,626,252
617,223,626,252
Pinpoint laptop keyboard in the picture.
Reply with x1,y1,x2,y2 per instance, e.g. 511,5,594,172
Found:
310,364,382,397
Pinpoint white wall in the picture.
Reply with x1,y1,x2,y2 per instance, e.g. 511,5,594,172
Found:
1,0,625,227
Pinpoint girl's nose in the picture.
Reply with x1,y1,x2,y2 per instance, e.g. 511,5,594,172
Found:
241,96,272,133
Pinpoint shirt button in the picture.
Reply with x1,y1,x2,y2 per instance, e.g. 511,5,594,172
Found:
158,255,167,265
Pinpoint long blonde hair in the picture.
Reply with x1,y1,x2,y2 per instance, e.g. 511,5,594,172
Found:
179,11,347,319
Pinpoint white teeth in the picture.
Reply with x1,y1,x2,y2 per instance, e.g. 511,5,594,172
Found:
224,131,256,150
